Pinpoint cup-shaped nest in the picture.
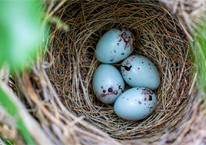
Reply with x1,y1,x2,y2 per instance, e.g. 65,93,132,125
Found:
42,0,196,144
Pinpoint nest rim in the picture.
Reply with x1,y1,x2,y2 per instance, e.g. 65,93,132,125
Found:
46,0,194,142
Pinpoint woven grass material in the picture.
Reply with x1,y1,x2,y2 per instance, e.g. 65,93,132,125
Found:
13,0,205,144
161,0,206,42
42,0,194,143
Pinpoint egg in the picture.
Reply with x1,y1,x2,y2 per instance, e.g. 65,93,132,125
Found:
121,55,160,90
114,87,157,120
92,64,125,104
95,28,134,63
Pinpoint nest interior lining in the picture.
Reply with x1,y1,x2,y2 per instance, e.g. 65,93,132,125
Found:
46,0,193,141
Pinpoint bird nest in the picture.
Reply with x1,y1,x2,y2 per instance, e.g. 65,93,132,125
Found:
8,0,206,144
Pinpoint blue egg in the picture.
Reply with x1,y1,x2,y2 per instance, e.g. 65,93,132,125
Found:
114,87,157,121
92,64,125,104
121,55,160,90
95,28,134,63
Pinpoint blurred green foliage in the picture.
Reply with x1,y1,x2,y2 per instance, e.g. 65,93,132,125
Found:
0,1,43,71
0,88,17,116
17,119,35,145
0,137,14,145
4,140,13,145
193,19,206,93
0,87,35,144
0,0,47,144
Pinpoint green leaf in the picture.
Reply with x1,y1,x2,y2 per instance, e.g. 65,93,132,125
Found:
193,18,206,92
0,1,44,71
0,88,17,116
0,136,14,145
17,119,36,145
4,140,13,145
0,87,36,144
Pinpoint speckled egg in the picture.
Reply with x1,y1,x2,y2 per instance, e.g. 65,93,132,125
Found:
95,28,134,63
114,87,157,120
92,64,125,104
121,55,160,90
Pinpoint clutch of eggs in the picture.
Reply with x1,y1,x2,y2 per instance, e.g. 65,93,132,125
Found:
92,64,125,104
92,28,160,121
95,28,134,63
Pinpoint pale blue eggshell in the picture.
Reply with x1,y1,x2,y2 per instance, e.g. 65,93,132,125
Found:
114,87,157,120
121,55,160,90
92,64,125,104
95,28,134,63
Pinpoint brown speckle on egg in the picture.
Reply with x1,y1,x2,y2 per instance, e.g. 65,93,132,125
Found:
148,95,152,101
110,59,114,62
114,50,116,53
108,87,113,92
119,32,131,49
100,86,118,97
100,94,107,97
114,90,118,95
122,61,132,71
121,53,124,55
141,89,153,95
129,78,131,80
118,85,123,90
124,65,132,71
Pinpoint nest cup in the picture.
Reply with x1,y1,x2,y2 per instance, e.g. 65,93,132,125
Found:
46,0,194,142
14,0,199,144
